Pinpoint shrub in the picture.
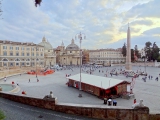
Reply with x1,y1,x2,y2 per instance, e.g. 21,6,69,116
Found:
0,110,5,120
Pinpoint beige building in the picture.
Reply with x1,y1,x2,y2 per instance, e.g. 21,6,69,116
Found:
38,37,56,67
55,39,81,66
0,40,44,68
89,49,125,66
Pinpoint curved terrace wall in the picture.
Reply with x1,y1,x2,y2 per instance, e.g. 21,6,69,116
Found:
0,92,159,120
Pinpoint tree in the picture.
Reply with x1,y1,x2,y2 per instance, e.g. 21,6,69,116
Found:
122,43,126,57
0,0,2,17
157,56,160,62
145,41,152,61
134,45,140,60
151,42,159,61
0,110,5,120
131,49,135,62
35,0,42,7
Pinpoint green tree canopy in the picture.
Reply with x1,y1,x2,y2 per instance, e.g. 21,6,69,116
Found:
151,42,159,61
131,49,135,62
122,43,126,57
134,45,140,59
0,110,5,120
0,0,2,16
145,41,152,61
35,0,42,7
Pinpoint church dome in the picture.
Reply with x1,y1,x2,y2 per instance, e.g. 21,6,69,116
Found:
66,39,79,51
38,36,53,50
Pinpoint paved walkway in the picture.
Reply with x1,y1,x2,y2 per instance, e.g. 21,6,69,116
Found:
0,66,160,114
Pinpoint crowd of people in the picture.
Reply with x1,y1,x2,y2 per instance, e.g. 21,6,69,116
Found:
55,65,160,83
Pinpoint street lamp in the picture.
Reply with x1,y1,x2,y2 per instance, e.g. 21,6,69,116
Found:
75,32,86,97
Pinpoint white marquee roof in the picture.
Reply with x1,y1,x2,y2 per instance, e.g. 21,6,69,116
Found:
67,73,129,90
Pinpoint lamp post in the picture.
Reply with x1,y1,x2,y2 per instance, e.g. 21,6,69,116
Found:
75,32,86,97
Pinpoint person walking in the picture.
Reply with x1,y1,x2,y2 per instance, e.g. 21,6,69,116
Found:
4,77,7,82
155,77,158,81
28,79,30,83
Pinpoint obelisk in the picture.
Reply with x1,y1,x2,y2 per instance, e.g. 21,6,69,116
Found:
125,24,132,71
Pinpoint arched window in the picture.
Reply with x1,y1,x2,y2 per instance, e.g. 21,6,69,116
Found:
26,59,30,61
15,58,20,61
2,58,8,61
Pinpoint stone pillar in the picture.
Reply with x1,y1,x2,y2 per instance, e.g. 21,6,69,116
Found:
125,24,132,71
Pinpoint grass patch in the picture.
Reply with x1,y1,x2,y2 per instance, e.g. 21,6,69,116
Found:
0,110,5,120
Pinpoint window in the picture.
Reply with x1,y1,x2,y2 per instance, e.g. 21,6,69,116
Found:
3,63,7,66
21,47,25,50
70,51,72,53
2,58,8,61
15,58,20,61
22,53,25,56
16,52,19,56
27,53,30,56
16,47,19,50
31,62,34,66
10,52,13,56
27,48,30,50
3,51,7,56
36,53,39,56
10,63,13,66
26,59,30,61
3,46,7,49
41,53,43,56
32,53,34,56
36,48,39,51
16,63,19,66
21,63,25,66
26,63,29,65
10,46,13,50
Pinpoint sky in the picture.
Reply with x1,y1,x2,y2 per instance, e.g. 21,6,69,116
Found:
0,0,160,50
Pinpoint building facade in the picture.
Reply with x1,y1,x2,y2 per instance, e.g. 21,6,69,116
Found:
0,40,44,68
89,49,125,66
38,36,56,67
55,39,81,66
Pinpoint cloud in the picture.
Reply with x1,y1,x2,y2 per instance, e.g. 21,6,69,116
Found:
0,0,159,50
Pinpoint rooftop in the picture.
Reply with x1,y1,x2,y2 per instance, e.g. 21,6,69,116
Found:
67,73,130,89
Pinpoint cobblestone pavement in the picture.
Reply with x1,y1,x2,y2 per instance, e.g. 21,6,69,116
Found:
0,65,160,114
0,97,97,120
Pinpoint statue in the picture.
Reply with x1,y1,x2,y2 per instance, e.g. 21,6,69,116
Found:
132,99,145,109
43,91,54,99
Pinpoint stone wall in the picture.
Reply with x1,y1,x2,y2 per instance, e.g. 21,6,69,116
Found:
0,92,159,120
0,93,57,110
149,114,160,120
0,68,27,79
55,103,150,120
